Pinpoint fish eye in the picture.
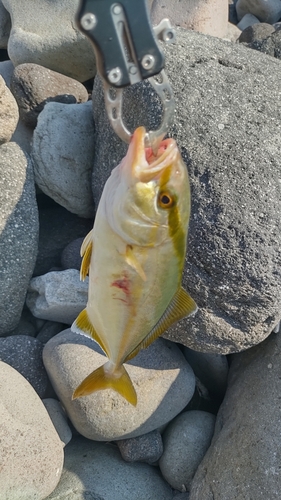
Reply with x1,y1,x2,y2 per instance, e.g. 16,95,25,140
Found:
158,191,175,209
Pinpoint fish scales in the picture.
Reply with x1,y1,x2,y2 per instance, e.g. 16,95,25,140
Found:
72,126,197,406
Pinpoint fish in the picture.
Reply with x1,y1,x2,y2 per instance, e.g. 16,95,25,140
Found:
71,126,197,406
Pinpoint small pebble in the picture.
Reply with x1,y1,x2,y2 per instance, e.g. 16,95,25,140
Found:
117,430,163,464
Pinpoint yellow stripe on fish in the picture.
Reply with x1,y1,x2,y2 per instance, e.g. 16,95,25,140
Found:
71,126,197,406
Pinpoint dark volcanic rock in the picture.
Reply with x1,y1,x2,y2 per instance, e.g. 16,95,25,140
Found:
189,331,281,499
91,28,281,354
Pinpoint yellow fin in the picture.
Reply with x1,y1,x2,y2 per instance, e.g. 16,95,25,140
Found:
72,308,109,358
72,363,137,406
80,229,93,280
125,244,147,281
125,287,197,362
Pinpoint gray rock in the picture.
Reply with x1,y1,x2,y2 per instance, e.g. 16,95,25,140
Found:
238,22,275,43
0,74,19,144
91,27,281,354
258,29,281,58
183,348,228,399
0,361,63,499
0,1,10,48
46,436,173,500
26,270,89,324
0,335,49,398
224,22,241,42
61,237,83,271
173,494,190,500
8,317,37,337
117,430,163,464
236,0,281,23
0,59,14,86
2,0,96,82
37,321,67,344
10,63,89,128
236,13,260,30
189,332,281,499
43,329,196,441
151,0,228,38
43,398,72,447
34,201,93,277
11,119,33,154
159,411,216,492
32,101,95,218
0,142,38,335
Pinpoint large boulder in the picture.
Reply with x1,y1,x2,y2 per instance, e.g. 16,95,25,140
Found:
189,331,281,499
91,28,281,354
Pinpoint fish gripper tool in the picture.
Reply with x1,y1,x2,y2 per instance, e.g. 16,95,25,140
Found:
76,0,176,147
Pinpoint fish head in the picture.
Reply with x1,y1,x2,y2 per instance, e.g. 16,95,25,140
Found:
104,126,191,249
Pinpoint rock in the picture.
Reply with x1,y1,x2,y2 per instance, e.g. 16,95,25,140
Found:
37,320,67,344
10,63,89,128
43,329,196,441
258,29,281,58
183,348,228,399
0,58,14,85
91,27,281,354
173,494,190,500
61,237,83,271
8,317,37,337
224,22,241,42
11,119,33,154
238,22,275,43
46,436,173,500
0,1,10,48
32,101,95,218
0,142,38,335
117,430,163,464
43,398,72,447
189,332,281,499
236,0,281,24
0,361,63,499
2,0,96,82
34,199,93,276
237,13,260,30
159,411,216,492
0,74,19,143
151,0,228,38
0,335,49,398
26,270,88,324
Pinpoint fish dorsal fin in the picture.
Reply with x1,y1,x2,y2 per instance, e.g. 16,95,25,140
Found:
80,229,93,281
71,308,109,358
124,287,198,362
125,245,147,281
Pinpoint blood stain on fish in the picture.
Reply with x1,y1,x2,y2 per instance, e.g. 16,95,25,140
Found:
111,275,131,304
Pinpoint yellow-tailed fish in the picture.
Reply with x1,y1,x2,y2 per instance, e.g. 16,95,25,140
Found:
71,126,197,406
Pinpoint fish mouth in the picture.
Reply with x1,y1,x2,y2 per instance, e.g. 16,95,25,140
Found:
127,127,179,183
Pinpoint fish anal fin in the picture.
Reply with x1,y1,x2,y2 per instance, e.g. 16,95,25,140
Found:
80,229,94,280
72,363,137,406
125,287,197,362
71,308,109,358
125,244,147,281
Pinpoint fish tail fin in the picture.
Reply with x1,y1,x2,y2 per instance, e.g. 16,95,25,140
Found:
72,363,137,406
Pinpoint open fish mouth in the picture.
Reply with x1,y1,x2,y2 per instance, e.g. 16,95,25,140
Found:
129,127,179,183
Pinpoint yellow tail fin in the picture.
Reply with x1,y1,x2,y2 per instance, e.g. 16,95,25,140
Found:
72,363,137,406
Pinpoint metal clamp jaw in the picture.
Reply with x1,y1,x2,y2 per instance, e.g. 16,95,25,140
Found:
76,0,175,147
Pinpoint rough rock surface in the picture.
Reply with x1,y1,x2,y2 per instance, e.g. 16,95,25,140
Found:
43,398,72,447
46,436,173,500
2,0,96,81
91,27,281,354
0,335,48,398
236,0,281,24
32,101,95,218
189,332,281,499
159,411,216,492
0,142,38,335
61,237,83,271
117,430,163,464
26,270,88,324
10,63,89,127
0,361,63,500
43,329,196,441
237,13,260,30
0,1,10,48
238,22,275,43
0,74,19,143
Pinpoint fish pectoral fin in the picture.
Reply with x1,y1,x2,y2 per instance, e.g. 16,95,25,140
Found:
80,229,94,281
124,287,198,362
72,363,137,406
125,245,147,281
71,308,109,358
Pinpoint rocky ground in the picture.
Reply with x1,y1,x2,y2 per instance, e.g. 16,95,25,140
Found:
0,0,280,499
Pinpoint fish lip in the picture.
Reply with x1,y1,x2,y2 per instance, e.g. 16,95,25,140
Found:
128,127,179,183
